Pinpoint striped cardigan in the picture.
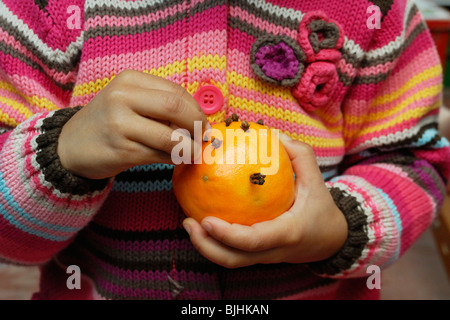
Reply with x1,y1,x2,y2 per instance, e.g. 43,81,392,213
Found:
0,0,449,300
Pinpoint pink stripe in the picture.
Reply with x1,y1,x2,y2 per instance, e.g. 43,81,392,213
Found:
356,58,399,78
84,252,219,299
344,92,440,140
0,90,30,123
227,48,258,80
85,3,184,29
0,27,78,85
83,8,225,59
85,228,196,252
5,74,67,109
335,178,389,276
357,45,436,83
375,72,441,112
347,46,440,103
71,73,185,106
0,52,70,102
0,215,71,263
230,6,297,38
2,0,83,50
336,58,358,79
76,29,226,84
392,34,437,79
339,17,432,82
228,82,342,127
227,26,256,55
1,0,53,46
82,20,188,59
366,0,407,49
405,12,424,41
344,74,441,131
0,189,74,239
227,106,345,158
1,114,110,224
347,164,435,257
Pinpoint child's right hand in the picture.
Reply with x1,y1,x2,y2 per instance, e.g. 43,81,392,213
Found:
57,70,208,180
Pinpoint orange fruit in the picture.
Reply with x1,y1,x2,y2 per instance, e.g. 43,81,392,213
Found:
172,116,296,226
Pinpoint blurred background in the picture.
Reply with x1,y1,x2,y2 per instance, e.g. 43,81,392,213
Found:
1,0,450,300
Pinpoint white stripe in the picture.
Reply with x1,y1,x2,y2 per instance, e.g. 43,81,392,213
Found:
246,0,304,21
0,1,83,65
347,115,438,154
342,37,365,61
85,0,305,21
317,155,344,167
85,0,171,10
328,180,375,277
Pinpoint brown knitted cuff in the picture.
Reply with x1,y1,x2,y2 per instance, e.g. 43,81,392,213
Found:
35,106,110,196
308,186,369,276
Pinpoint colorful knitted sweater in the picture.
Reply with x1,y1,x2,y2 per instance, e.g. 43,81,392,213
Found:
0,0,449,300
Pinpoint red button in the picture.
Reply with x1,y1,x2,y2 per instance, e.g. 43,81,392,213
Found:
193,85,223,115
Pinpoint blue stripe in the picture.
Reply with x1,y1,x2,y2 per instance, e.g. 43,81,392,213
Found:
411,128,450,148
322,168,338,181
327,180,403,268
376,187,402,269
0,171,79,241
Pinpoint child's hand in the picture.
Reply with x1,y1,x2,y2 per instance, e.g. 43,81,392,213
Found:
183,135,348,268
58,70,208,179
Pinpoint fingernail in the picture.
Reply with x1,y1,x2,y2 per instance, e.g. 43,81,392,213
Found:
202,221,212,233
183,222,191,235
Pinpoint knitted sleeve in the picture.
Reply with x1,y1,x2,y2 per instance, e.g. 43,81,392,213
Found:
0,0,112,265
309,1,450,278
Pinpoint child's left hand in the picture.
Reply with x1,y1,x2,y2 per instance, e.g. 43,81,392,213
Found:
182,135,349,268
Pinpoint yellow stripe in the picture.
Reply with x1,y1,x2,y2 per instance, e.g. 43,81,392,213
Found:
285,130,344,149
0,81,59,111
187,55,227,72
230,96,343,148
0,108,20,127
72,76,114,97
371,65,442,107
72,61,187,97
73,56,226,97
0,96,34,119
227,72,343,125
345,83,442,128
227,71,296,102
230,95,342,132
349,100,440,142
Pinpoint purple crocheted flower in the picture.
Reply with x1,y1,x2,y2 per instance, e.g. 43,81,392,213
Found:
251,35,305,87
255,42,299,81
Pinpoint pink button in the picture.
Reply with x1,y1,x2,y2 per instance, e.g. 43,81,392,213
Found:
193,85,224,115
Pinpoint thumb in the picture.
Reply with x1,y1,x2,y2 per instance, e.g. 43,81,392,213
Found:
279,133,323,185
